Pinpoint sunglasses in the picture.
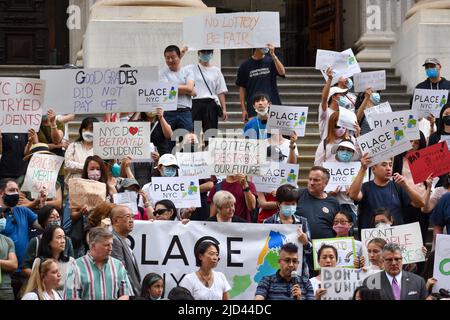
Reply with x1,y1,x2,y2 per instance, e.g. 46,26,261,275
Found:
154,208,169,216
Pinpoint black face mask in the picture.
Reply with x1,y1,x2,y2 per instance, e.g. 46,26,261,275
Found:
3,193,19,208
443,115,450,126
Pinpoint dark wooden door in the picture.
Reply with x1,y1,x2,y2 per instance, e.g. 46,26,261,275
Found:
307,0,343,65
0,0,68,65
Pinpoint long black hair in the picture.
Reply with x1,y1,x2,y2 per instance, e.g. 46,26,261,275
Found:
437,103,450,134
37,225,70,262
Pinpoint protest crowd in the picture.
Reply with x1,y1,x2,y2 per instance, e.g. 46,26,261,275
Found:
1,19,450,302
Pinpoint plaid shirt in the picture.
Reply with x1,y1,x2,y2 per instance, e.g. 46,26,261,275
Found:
255,270,315,300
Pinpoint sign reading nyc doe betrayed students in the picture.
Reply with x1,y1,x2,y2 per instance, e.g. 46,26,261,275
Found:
93,122,151,160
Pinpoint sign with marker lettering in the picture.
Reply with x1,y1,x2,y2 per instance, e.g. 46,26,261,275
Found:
317,49,361,85
371,110,420,141
150,177,201,208
364,102,392,129
137,82,178,112
252,162,299,193
21,153,64,198
40,67,158,114
323,162,368,192
361,222,425,265
0,77,44,133
183,12,280,50
353,70,386,93
411,89,448,118
337,107,357,131
93,122,151,160
267,105,308,137
176,152,210,180
356,122,412,167
432,234,450,293
405,141,450,184
208,138,267,176
312,237,357,270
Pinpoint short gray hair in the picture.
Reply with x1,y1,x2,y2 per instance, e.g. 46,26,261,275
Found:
383,242,402,254
88,227,113,246
213,190,236,209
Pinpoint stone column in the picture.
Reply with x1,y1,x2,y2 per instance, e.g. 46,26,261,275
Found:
68,0,96,65
355,0,414,68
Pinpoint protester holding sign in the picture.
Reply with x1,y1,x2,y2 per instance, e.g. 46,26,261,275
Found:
116,178,153,220
355,88,383,135
310,244,338,299
332,212,363,261
422,173,450,215
243,93,271,139
236,44,285,122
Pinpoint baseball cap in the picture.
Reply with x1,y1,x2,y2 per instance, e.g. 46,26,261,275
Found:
423,58,441,66
155,153,179,169
327,86,348,103
118,178,140,190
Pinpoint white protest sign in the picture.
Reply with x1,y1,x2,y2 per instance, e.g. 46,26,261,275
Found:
364,102,393,129
312,237,356,270
361,222,425,265
356,122,412,167
0,77,44,133
321,268,381,300
113,191,138,215
315,49,348,71
150,177,201,208
208,138,267,176
371,110,420,141
183,12,280,50
130,220,302,300
319,49,361,85
323,162,368,192
176,152,210,180
21,153,64,198
267,105,308,137
136,82,178,112
411,89,449,118
252,162,299,193
353,70,386,93
433,234,450,293
337,107,357,131
40,67,158,114
93,122,151,160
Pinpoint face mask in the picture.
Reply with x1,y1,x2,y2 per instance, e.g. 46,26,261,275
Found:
0,217,6,232
371,93,381,105
47,219,61,227
199,53,213,62
443,115,450,126
337,150,353,162
256,107,269,117
280,205,297,217
376,222,391,229
82,131,94,142
261,47,269,54
111,163,121,177
334,128,346,138
426,68,438,79
333,224,351,234
88,170,101,181
346,79,353,90
3,193,19,208
337,96,350,108
163,166,177,177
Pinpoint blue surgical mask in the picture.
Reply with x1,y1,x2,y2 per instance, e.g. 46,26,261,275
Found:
111,163,121,178
199,53,213,62
0,217,6,232
262,48,269,54
337,150,353,163
280,205,297,217
338,96,349,108
426,68,438,79
47,219,61,227
371,93,381,105
163,166,177,177
346,78,353,90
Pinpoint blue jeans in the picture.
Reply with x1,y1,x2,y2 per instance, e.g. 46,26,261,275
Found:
164,109,194,151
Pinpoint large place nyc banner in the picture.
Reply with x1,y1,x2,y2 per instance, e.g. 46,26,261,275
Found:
130,221,302,300
40,67,158,114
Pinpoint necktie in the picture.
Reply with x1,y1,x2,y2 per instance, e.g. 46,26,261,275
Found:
392,277,401,300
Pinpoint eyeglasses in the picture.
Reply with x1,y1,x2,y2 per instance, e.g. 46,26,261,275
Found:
281,258,299,265
384,257,402,263
154,209,169,216
333,220,349,225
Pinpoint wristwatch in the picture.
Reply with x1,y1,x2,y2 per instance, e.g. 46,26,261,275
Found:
242,187,250,192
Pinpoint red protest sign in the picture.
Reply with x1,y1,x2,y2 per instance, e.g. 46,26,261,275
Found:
406,141,450,184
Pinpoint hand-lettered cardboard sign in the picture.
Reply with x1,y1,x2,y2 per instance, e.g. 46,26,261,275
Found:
0,77,45,133
312,237,357,270
208,138,268,176
364,102,392,129
323,162,368,192
356,122,412,167
267,105,308,137
406,141,450,184
361,222,425,265
433,234,450,293
93,122,151,160
150,177,201,209
183,12,280,50
252,162,299,193
353,70,386,93
317,49,361,85
137,82,178,112
21,153,64,198
68,178,106,210
176,152,210,180
370,110,420,141
40,67,158,114
411,89,449,118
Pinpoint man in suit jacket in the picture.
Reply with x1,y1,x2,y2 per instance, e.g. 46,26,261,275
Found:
111,205,142,297
363,243,429,300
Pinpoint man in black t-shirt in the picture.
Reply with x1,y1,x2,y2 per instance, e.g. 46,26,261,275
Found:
236,44,286,122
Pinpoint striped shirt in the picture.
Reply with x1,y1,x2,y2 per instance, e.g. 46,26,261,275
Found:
63,253,132,300
255,270,315,300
